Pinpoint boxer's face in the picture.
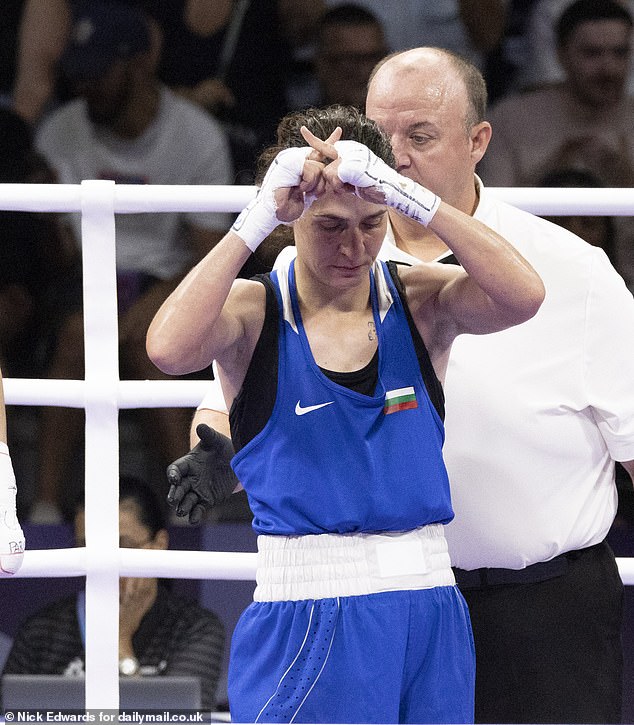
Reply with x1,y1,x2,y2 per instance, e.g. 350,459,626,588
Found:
294,189,387,290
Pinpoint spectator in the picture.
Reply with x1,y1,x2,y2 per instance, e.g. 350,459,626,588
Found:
482,0,548,103
0,367,25,577
521,0,634,92
2,475,224,710
311,4,388,110
30,0,233,523
288,1,507,113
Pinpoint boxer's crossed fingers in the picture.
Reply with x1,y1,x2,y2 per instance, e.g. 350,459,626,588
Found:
298,126,342,198
300,125,355,195
301,125,341,162
300,126,354,196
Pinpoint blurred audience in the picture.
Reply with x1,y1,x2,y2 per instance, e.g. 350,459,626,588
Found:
479,0,634,289
325,0,507,69
312,4,388,109
153,0,324,184
521,0,634,92
30,0,233,523
480,0,634,186
2,475,224,711
287,1,507,112
12,0,324,184
12,0,73,123
483,0,543,103
0,107,75,378
0,1,27,106
539,167,618,261
12,0,163,124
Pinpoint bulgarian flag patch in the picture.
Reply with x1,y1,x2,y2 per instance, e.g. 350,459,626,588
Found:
384,386,417,415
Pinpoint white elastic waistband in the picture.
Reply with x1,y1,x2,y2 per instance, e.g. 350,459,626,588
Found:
254,524,455,601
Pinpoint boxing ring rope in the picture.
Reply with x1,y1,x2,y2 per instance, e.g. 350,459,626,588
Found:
1,180,633,710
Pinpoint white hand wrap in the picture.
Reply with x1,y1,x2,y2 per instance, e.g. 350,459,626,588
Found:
335,140,441,227
231,147,312,252
0,442,24,575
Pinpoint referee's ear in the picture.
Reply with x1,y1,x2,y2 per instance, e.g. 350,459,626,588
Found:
470,121,492,165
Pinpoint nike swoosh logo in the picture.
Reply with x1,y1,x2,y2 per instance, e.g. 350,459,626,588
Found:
295,401,335,416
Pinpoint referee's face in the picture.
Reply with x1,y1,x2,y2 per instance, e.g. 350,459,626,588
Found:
366,50,490,216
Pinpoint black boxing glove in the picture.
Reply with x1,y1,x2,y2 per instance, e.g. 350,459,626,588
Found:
166,423,238,525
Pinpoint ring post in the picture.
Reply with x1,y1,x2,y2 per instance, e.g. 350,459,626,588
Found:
80,180,120,709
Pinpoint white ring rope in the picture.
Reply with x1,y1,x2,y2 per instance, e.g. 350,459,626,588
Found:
1,182,634,215
2,182,633,709
3,378,215,408
11,548,258,580
8,546,631,584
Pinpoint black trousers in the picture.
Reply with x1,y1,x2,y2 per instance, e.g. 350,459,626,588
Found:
456,541,624,724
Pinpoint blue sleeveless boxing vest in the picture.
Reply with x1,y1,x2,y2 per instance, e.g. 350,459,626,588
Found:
231,258,453,535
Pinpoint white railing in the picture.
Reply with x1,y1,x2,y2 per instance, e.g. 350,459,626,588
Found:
1,181,633,710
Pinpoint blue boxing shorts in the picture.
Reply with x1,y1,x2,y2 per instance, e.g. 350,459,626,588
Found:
228,528,475,723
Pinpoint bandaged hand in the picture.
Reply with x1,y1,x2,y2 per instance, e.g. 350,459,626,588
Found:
231,147,314,252
334,140,441,226
0,442,25,575
166,424,238,525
